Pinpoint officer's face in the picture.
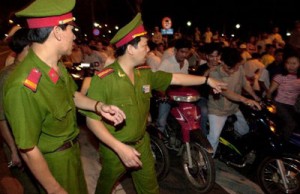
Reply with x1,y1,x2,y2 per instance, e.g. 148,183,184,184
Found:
135,37,149,64
61,25,76,55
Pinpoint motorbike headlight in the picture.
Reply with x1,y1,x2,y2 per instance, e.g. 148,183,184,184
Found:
71,73,81,79
75,66,82,71
268,119,276,133
171,95,200,102
266,104,276,114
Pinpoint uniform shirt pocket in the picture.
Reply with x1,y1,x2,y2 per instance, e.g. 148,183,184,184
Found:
53,103,72,121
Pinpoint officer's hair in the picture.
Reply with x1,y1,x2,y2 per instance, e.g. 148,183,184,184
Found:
27,24,68,43
115,36,142,57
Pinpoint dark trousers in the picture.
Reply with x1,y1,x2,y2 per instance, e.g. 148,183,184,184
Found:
275,101,299,140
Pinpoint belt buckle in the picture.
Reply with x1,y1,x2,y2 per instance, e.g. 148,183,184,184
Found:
55,137,78,152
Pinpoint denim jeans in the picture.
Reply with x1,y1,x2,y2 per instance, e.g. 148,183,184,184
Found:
207,110,249,154
157,102,171,133
197,97,208,136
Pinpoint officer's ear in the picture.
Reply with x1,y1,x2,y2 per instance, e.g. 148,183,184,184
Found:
53,26,62,41
127,44,135,55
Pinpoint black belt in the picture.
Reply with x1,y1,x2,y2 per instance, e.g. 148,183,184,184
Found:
123,136,144,146
55,137,78,152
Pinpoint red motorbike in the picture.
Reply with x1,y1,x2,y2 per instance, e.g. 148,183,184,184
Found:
148,86,215,193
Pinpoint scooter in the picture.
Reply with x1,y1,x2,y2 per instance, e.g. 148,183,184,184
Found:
217,99,300,194
148,86,215,193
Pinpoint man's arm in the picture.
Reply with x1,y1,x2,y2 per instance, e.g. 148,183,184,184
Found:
0,120,22,167
222,89,261,110
73,91,125,126
171,73,227,93
266,80,279,99
243,80,261,101
86,117,142,168
20,147,67,194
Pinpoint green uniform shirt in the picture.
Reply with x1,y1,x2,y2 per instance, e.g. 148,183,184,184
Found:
4,49,79,153
80,62,172,142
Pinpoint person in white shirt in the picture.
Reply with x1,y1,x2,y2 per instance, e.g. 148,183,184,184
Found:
157,38,192,133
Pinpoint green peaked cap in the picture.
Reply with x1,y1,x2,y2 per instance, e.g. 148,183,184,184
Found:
16,0,75,17
110,12,147,47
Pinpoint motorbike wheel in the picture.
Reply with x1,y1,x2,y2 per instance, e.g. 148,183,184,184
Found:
181,142,215,193
257,156,300,194
150,135,170,181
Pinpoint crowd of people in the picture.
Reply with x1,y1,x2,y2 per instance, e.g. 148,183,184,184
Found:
1,0,300,193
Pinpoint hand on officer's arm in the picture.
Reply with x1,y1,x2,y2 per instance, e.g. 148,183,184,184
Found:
96,102,126,126
74,91,126,126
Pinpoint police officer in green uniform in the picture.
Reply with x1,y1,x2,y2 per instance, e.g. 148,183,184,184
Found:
3,0,125,193
81,13,227,194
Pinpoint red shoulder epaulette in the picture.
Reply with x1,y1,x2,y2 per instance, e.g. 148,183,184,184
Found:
97,68,114,78
23,68,42,92
135,65,151,70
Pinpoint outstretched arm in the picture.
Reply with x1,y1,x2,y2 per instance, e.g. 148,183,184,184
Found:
171,73,227,94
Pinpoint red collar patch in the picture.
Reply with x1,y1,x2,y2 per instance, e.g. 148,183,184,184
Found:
48,68,59,84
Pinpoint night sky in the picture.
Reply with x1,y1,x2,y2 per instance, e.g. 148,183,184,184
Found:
1,0,299,40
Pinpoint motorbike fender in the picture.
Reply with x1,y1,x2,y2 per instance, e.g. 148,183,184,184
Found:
190,130,213,154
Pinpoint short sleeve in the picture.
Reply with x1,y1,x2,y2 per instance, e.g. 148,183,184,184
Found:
150,70,172,92
4,86,43,149
78,75,105,120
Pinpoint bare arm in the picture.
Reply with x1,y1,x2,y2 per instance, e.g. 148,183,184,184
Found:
0,120,22,167
171,73,227,93
79,77,92,95
73,91,125,125
266,80,279,99
86,117,142,167
222,89,261,110
243,81,261,101
20,147,67,194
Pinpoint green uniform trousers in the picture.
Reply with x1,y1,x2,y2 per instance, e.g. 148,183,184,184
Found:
95,133,159,194
41,143,88,194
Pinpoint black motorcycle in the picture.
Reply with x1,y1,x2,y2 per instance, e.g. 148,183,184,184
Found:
216,99,300,194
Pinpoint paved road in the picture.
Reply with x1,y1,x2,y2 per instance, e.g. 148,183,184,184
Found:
79,122,263,194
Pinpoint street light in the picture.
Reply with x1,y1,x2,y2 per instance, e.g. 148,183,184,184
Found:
187,21,192,27
93,22,99,27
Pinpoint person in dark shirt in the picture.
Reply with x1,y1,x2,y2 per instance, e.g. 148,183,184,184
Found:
191,43,222,135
